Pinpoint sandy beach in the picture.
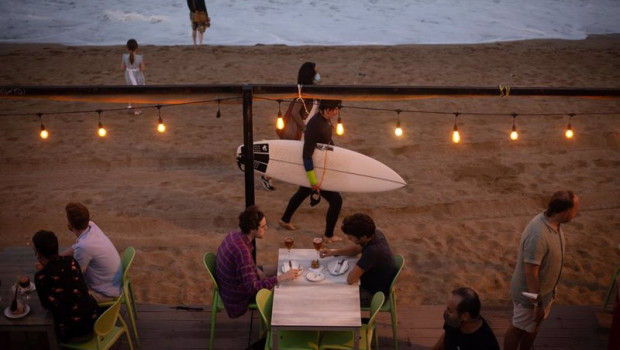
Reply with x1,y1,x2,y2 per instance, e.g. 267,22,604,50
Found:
0,35,619,308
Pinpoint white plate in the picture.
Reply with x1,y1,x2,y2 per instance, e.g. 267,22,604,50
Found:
305,272,325,282
328,259,349,275
282,260,303,273
4,305,31,319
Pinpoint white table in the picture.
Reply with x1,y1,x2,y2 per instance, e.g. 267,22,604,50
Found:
271,248,361,349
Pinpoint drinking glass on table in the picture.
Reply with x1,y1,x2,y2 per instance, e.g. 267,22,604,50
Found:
312,236,323,268
284,236,294,265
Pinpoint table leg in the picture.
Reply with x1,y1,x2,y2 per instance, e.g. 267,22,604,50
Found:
353,328,360,350
272,328,279,350
46,325,59,350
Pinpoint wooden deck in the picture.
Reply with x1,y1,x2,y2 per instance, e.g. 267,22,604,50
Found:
0,246,613,349
1,302,612,349
112,302,608,350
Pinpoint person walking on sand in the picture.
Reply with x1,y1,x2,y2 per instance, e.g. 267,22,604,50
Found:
187,0,210,45
279,99,344,243
504,190,580,350
120,38,146,116
262,61,321,191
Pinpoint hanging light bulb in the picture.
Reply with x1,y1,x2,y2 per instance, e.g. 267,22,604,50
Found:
510,113,519,141
336,108,344,135
38,113,49,140
276,99,284,130
394,110,403,137
565,113,575,139
216,99,221,119
97,110,106,137
452,113,460,144
156,105,166,133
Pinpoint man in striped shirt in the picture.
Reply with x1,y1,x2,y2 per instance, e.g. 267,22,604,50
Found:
216,205,298,318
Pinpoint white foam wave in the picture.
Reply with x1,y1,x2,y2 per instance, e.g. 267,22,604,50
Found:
102,10,168,24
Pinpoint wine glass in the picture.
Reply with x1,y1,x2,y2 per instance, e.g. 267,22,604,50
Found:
312,236,323,268
284,236,294,266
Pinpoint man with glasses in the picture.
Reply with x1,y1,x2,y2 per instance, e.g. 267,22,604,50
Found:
216,205,298,318
279,99,345,243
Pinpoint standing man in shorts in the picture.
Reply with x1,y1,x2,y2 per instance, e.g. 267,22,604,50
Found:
504,190,580,350
187,0,210,45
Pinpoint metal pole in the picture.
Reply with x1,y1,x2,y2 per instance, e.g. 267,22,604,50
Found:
242,85,257,262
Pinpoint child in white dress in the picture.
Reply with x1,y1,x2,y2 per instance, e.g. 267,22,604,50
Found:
120,39,146,115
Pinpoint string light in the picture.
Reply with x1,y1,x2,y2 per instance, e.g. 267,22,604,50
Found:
452,112,461,144
565,113,575,139
156,105,166,133
38,113,49,140
216,99,221,119
510,113,519,141
394,110,403,137
276,99,284,130
336,108,344,136
97,110,107,137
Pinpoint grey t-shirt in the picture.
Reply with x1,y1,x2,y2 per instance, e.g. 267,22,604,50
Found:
509,212,565,307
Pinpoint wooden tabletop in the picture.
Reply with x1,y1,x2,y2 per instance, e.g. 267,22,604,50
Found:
271,248,361,348
0,246,59,350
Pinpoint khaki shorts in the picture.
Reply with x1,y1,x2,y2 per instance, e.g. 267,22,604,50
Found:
511,302,553,333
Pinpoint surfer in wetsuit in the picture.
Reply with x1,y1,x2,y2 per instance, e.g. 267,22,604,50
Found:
279,99,344,243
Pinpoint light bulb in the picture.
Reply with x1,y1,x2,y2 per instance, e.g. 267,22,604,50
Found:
40,125,49,139
276,101,284,130
394,118,403,137
510,115,519,141
395,126,403,137
98,122,107,137
157,122,166,133
336,117,344,135
452,130,460,143
157,116,166,133
565,124,574,139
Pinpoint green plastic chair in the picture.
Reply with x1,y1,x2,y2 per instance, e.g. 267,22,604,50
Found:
203,252,262,350
360,254,404,350
602,266,620,311
60,297,134,350
318,291,385,350
203,252,226,350
98,247,139,345
256,288,320,350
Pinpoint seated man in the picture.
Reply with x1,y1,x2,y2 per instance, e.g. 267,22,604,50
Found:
33,230,99,342
216,205,298,318
433,287,500,350
61,202,122,302
320,213,397,306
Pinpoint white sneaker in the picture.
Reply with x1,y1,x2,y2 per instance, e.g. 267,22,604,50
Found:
260,176,275,191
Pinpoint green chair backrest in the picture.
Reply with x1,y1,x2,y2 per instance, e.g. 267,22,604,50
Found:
95,297,122,337
390,255,404,295
367,292,385,340
256,289,273,328
203,252,220,291
121,247,136,281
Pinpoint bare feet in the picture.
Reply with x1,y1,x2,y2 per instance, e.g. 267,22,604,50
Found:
278,219,297,230
324,235,343,243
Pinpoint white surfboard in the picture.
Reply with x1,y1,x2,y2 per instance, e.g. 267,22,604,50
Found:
236,140,406,193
